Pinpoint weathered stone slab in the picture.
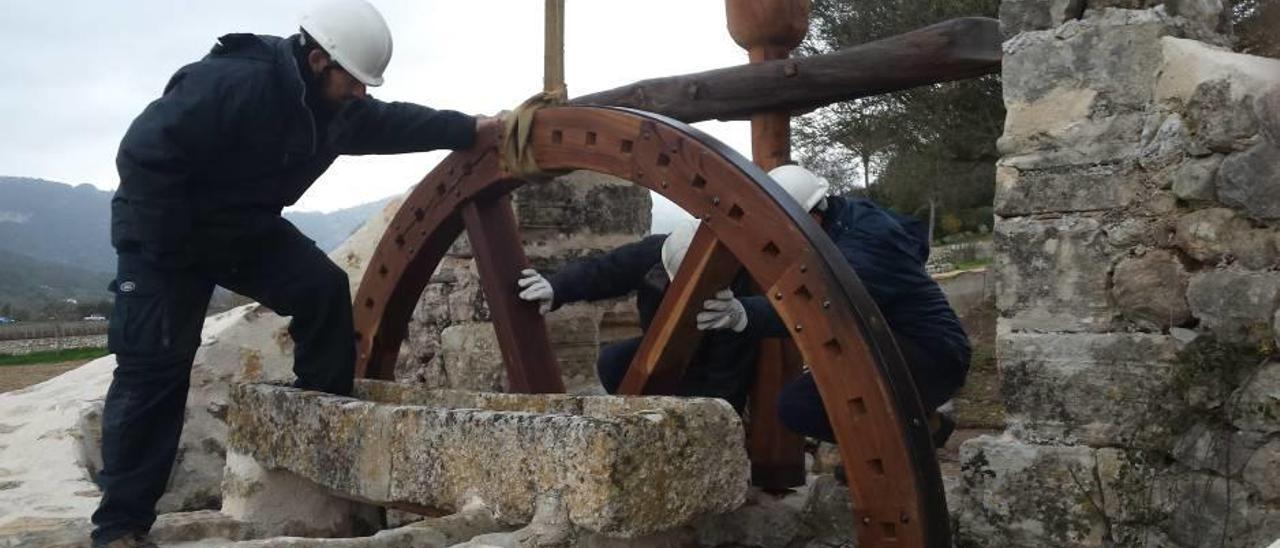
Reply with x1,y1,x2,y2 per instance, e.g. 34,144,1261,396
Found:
999,10,1178,168
1174,207,1276,268
1219,141,1280,221
1187,271,1280,343
994,162,1142,216
1229,360,1280,434
1112,249,1192,330
998,333,1180,446
228,381,748,538
953,436,1127,547
994,216,1115,332
999,0,1085,37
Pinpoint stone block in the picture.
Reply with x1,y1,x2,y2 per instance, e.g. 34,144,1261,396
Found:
1229,361,1280,434
438,322,505,392
953,436,1127,547
1174,207,1276,268
994,216,1114,332
1187,271,1280,343
994,162,1141,216
1156,37,1280,108
228,382,749,538
1243,439,1280,503
221,449,382,538
998,333,1180,446
1219,141,1280,221
513,171,651,237
1112,249,1192,330
1185,79,1261,153
998,0,1085,37
999,10,1177,168
1151,471,1280,548
1170,421,1268,477
1169,154,1222,201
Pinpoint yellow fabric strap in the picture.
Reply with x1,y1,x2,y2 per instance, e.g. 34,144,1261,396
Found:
501,89,568,181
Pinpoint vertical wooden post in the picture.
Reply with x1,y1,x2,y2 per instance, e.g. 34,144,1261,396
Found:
726,0,811,491
544,0,567,97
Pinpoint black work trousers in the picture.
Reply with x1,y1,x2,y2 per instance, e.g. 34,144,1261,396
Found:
776,333,961,443
596,335,757,413
90,219,354,544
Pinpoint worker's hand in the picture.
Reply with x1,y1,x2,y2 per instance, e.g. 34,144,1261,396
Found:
697,289,748,333
516,268,554,315
475,114,505,136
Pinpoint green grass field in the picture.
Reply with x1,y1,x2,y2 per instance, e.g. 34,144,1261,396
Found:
0,347,109,367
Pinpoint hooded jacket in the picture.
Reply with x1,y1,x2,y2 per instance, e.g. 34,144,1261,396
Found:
111,33,476,266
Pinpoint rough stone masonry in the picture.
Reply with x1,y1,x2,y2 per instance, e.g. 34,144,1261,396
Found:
955,1,1280,546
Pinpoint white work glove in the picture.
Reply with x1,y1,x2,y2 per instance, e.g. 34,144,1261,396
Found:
697,289,748,333
516,268,554,315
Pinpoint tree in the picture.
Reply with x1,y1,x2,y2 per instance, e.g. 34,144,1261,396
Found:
794,0,1004,240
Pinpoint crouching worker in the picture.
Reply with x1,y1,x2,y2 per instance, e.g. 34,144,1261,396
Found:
694,165,970,448
515,219,764,412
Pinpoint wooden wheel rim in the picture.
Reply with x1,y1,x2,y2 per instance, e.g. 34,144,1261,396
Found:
353,106,949,547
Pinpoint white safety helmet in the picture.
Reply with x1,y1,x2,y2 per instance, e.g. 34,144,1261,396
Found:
300,0,394,87
768,164,831,212
661,220,699,280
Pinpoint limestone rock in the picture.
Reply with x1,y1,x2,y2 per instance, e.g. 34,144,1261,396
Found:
1229,361,1280,434
1170,422,1268,476
998,0,1085,37
228,382,749,538
998,333,1180,446
1111,249,1192,330
1219,141,1280,221
1169,154,1222,201
994,162,1141,216
1000,10,1177,168
221,449,382,538
994,215,1114,332
1174,207,1276,268
1187,271,1280,343
953,436,1129,547
1243,439,1280,503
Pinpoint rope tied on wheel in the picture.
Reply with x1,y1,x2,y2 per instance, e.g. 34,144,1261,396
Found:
500,0,570,183
500,88,568,182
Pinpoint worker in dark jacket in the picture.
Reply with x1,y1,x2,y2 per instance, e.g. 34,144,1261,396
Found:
516,219,762,412
696,165,970,446
93,1,497,546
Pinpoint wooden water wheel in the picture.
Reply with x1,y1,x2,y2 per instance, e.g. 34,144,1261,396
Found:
351,106,951,547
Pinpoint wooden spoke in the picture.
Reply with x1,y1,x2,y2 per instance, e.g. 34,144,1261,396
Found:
617,224,740,395
462,193,565,394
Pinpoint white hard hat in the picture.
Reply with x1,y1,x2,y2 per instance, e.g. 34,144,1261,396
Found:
661,220,699,280
768,164,830,212
300,0,393,87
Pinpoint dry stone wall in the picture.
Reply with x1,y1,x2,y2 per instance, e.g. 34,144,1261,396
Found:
956,2,1280,546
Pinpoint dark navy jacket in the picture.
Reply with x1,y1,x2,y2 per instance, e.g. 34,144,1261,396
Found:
738,196,972,401
550,196,970,408
111,33,476,266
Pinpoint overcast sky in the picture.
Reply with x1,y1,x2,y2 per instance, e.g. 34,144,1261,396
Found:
0,0,751,225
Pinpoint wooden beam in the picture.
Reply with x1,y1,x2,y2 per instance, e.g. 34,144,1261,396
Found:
570,17,1000,123
462,194,565,394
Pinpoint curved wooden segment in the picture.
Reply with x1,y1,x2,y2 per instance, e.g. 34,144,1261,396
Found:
528,106,947,547
352,106,949,547
353,128,509,380
617,225,739,395
462,194,564,393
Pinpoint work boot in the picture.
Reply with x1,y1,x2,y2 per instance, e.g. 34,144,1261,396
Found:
93,532,157,548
